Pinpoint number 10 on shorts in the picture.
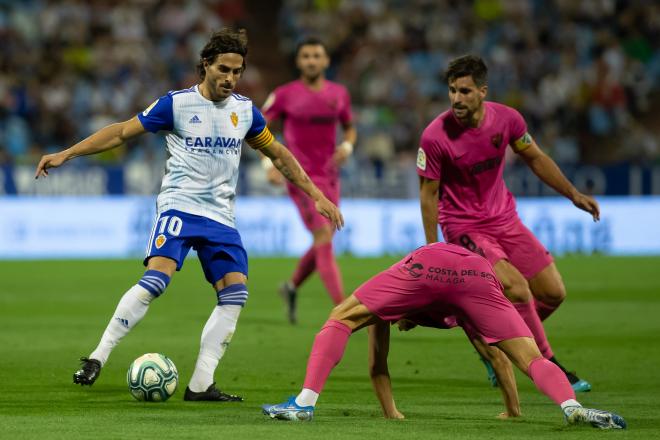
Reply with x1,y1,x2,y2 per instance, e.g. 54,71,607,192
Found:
154,215,183,249
157,215,183,236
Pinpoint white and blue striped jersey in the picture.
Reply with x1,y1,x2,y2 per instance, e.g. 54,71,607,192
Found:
137,85,274,228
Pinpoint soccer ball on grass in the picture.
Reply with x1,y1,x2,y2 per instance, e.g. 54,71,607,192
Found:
127,353,178,402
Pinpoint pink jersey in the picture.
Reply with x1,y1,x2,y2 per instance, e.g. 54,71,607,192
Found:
416,101,528,227
262,79,352,181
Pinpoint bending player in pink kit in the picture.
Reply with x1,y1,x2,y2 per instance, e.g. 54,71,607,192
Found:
262,37,356,323
262,243,626,429
418,55,598,391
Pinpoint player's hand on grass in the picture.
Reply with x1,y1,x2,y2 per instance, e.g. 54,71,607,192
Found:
497,411,521,419
571,192,600,221
396,319,417,331
384,409,405,419
35,152,68,179
315,197,344,230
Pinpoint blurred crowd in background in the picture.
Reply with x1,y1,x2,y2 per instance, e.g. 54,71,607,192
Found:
0,0,659,196
279,0,660,167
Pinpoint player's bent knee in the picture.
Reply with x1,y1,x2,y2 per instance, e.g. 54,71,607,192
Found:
216,283,248,307
137,270,171,298
503,282,532,303
146,256,177,276
536,284,566,306
530,264,567,305
497,337,542,373
328,298,367,329
486,345,508,368
312,225,334,245
329,294,358,317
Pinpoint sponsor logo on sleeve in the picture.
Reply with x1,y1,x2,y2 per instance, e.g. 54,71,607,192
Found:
402,262,424,278
513,132,533,151
416,148,427,170
142,100,158,116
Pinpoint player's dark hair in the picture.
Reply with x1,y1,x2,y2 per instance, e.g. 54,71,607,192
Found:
295,36,328,57
197,28,248,79
444,55,488,87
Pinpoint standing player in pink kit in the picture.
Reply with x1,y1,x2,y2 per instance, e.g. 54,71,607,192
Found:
261,243,626,429
262,37,356,323
417,55,598,392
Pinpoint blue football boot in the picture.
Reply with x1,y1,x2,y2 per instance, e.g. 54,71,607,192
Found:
565,406,627,429
262,396,314,421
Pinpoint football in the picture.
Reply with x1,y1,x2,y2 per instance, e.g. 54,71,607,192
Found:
127,353,178,402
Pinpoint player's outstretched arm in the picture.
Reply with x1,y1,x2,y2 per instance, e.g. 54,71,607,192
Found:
35,116,147,179
470,336,521,418
419,176,440,243
259,139,344,230
368,322,404,419
515,138,600,221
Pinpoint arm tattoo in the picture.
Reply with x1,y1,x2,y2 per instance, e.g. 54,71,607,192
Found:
274,152,310,186
275,159,295,181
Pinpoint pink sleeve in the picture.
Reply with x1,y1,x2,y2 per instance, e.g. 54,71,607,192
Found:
508,107,528,144
416,127,443,180
262,87,285,122
338,87,353,125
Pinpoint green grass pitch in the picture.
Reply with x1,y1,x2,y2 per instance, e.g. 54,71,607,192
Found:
1,256,659,439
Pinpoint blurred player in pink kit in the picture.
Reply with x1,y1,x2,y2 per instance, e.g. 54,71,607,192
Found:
262,243,626,429
418,55,599,392
262,37,356,323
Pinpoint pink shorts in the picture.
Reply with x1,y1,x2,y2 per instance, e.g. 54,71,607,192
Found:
441,217,553,280
287,179,340,231
354,243,532,344
407,310,490,344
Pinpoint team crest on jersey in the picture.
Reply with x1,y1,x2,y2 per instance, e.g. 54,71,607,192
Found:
416,148,427,171
230,112,238,127
155,234,167,249
491,133,503,149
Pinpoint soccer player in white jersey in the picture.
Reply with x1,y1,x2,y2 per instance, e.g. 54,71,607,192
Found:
34,29,343,401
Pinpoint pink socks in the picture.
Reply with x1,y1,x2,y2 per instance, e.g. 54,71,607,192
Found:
292,246,316,287
527,357,576,405
535,299,560,321
291,243,344,305
314,242,345,304
513,301,554,359
302,320,352,393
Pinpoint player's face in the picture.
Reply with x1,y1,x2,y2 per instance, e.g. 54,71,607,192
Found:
203,53,244,100
296,45,329,81
448,76,487,122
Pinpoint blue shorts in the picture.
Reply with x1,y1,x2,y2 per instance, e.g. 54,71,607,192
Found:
144,209,248,285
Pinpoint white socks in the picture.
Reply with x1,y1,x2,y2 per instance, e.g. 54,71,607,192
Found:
561,399,582,416
188,304,242,392
295,388,319,407
90,285,155,365
88,277,243,393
